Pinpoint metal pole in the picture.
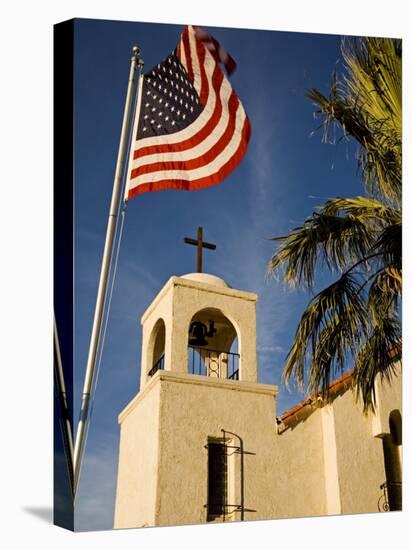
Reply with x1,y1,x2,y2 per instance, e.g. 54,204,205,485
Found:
197,226,203,273
54,312,74,494
73,47,144,498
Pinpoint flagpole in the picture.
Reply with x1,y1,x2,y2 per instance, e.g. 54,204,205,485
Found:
54,312,74,495
73,46,144,498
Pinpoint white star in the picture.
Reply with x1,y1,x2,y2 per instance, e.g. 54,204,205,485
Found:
151,107,156,112
157,123,161,128
153,82,157,87
177,109,181,115
190,106,194,112
190,95,194,100
169,69,173,75
164,88,168,94
153,95,157,99
143,126,147,131
157,64,161,69
162,67,166,72
146,91,151,95
173,61,177,66
185,102,188,108
175,83,179,89
181,87,184,93
159,112,163,116
171,106,175,112
147,78,151,83
165,102,169,107
169,92,172,97
165,77,168,83
171,120,176,125
159,98,163,104
158,85,162,91
152,70,156,75
145,102,150,107
144,114,149,119
165,116,169,121
186,91,189,97
182,114,186,119
179,98,183,105
150,119,155,124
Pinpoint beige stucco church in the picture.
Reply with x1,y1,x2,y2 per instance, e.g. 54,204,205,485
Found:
113,272,402,529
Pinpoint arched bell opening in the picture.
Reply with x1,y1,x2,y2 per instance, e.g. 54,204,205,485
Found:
147,318,166,377
187,308,239,380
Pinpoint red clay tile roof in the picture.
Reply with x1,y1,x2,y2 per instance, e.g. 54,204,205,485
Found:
276,343,401,433
277,369,354,432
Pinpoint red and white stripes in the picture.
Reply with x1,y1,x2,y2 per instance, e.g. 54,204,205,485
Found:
125,25,251,201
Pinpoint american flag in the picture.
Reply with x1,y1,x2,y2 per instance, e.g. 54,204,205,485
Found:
124,25,251,200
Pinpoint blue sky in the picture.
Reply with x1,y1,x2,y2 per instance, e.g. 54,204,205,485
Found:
71,18,363,530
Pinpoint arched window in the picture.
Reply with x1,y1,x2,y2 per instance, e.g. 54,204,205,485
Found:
381,409,402,511
147,319,166,377
187,308,239,380
389,410,402,446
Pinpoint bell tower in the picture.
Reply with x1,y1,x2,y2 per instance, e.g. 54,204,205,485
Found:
114,272,278,528
139,272,258,389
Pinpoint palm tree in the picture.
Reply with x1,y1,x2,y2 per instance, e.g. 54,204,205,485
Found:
269,37,402,411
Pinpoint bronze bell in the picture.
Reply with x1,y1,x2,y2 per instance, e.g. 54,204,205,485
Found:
189,321,209,346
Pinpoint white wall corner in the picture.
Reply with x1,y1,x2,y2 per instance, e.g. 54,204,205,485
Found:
371,381,385,438
321,405,342,515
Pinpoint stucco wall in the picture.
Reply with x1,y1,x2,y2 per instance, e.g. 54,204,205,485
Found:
332,370,401,515
114,381,161,528
152,371,279,526
373,367,402,436
332,390,386,514
276,410,327,518
114,368,402,528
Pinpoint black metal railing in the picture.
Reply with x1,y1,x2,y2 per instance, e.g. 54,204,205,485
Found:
378,481,402,512
189,346,240,380
148,353,165,377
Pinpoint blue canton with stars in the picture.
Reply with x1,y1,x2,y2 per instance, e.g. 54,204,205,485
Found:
136,51,203,139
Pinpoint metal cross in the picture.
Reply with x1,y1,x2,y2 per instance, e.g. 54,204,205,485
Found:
183,226,216,273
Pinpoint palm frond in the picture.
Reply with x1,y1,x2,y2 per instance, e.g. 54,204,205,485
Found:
269,210,375,287
373,222,402,270
306,38,402,205
353,317,401,411
320,196,401,225
270,37,402,412
368,266,401,327
283,273,368,391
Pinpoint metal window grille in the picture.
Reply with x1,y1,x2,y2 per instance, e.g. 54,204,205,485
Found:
207,441,227,520
205,430,256,522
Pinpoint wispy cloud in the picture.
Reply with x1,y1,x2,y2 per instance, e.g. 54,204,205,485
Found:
259,344,286,354
75,435,119,531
